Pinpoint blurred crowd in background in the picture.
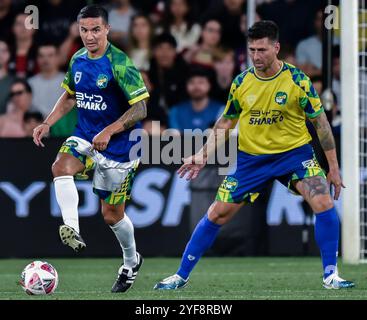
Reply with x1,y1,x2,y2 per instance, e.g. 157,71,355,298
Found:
0,0,341,139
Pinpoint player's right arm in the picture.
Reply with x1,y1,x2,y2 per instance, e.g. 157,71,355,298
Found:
178,115,238,180
33,91,76,147
33,51,79,147
178,76,241,180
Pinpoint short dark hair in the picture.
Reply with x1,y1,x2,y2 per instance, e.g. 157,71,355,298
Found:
24,111,44,123
187,67,212,82
247,20,279,42
11,78,32,94
37,41,58,53
152,33,177,49
77,5,108,24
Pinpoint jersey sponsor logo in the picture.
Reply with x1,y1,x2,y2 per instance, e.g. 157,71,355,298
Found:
249,109,284,125
275,92,288,105
75,92,108,111
74,71,82,84
96,74,108,89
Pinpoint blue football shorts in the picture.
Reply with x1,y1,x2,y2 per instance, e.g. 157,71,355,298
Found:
216,143,326,203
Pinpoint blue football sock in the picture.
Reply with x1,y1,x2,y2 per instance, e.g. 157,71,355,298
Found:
314,207,340,279
177,214,221,280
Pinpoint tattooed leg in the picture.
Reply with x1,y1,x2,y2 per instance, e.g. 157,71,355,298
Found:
293,176,334,213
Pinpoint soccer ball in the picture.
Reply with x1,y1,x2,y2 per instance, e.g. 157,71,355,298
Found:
20,261,59,295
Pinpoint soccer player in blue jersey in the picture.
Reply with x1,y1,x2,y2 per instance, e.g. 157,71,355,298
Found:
154,21,354,290
32,5,149,293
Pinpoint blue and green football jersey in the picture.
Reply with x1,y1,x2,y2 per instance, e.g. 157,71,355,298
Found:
61,43,149,163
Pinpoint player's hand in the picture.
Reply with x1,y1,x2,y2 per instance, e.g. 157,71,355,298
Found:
92,130,111,151
33,123,50,147
327,168,345,200
177,154,207,181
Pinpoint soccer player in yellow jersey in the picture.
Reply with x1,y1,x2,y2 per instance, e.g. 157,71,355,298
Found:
154,21,354,290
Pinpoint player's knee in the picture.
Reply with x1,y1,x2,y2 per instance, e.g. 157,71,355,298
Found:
103,210,119,225
208,203,231,225
102,206,124,226
51,160,72,177
208,212,228,225
312,196,334,213
103,214,118,226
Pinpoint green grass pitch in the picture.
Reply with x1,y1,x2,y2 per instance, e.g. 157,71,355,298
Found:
0,257,366,300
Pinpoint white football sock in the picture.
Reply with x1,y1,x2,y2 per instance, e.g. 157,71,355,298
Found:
54,176,80,233
110,214,137,268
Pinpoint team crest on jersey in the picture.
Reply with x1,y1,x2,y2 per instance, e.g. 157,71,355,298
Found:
302,159,318,169
96,74,108,89
64,140,78,148
246,94,256,106
222,177,238,192
275,91,288,105
74,71,82,84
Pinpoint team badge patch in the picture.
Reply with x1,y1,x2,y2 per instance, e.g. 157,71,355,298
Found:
74,71,82,84
64,140,79,148
246,94,256,106
222,177,239,192
302,159,318,169
96,74,108,89
275,92,288,105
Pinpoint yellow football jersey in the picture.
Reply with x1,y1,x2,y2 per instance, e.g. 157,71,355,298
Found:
223,62,324,154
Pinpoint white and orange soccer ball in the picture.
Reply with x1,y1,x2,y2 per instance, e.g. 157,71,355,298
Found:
20,261,59,295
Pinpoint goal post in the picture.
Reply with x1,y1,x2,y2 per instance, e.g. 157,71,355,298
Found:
341,0,361,264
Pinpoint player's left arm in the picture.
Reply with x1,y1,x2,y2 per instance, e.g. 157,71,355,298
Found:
309,112,345,200
92,52,149,151
92,99,147,151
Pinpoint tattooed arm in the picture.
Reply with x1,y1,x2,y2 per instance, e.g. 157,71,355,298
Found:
109,100,147,133
92,100,147,151
309,112,337,167
309,112,344,200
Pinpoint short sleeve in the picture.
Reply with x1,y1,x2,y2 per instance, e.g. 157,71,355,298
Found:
298,77,324,118
61,62,75,95
222,80,242,119
60,48,87,95
113,55,149,105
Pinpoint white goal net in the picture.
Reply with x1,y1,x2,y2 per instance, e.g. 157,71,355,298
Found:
341,0,366,263
359,0,367,261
